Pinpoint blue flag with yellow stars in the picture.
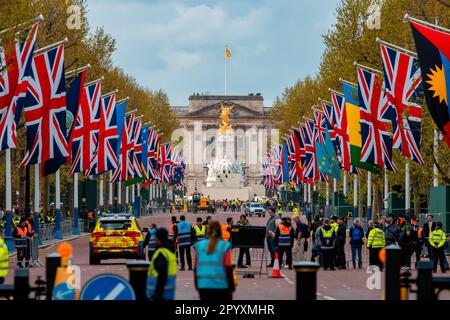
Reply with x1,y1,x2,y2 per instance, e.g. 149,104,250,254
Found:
316,130,341,181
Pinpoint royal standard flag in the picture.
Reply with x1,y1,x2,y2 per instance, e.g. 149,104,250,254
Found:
410,20,450,147
226,47,231,58
316,130,341,181
342,81,380,173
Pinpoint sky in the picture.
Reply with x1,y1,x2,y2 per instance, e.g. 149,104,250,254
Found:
86,0,340,107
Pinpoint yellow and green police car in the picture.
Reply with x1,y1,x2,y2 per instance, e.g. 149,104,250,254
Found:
89,214,145,265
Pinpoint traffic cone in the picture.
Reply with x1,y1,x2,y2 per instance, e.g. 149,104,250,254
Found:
183,202,188,213
171,204,176,214
270,252,283,278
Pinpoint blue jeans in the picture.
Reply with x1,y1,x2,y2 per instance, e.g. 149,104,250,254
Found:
267,237,275,265
351,245,362,269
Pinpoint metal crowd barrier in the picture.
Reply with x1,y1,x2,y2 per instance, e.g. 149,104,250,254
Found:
10,236,43,268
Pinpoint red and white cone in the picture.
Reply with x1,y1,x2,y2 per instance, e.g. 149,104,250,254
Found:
270,251,283,278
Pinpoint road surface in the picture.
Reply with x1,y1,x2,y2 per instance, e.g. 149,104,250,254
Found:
4,210,449,300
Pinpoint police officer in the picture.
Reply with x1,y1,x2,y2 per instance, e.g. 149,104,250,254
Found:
319,218,337,270
367,221,386,271
0,235,9,284
144,224,158,260
429,222,447,273
175,215,194,270
193,217,206,243
146,228,177,300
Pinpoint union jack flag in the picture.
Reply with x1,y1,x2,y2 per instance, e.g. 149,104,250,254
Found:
269,145,283,185
89,92,119,175
286,132,301,184
300,123,314,184
356,66,398,172
159,143,174,183
320,99,340,157
147,128,160,181
112,112,136,182
262,153,275,190
69,81,101,174
380,43,424,164
0,22,39,150
131,117,143,178
19,44,69,173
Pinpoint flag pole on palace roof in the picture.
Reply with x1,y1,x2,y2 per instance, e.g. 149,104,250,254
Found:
225,45,231,96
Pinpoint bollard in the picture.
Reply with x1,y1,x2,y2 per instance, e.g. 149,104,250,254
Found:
46,253,62,300
293,261,320,301
385,244,401,301
14,268,30,301
416,261,434,300
54,211,63,240
127,261,150,300
73,207,80,235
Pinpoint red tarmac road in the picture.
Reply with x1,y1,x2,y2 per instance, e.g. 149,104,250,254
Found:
5,210,449,300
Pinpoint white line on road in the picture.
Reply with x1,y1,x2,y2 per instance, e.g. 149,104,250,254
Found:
280,272,294,286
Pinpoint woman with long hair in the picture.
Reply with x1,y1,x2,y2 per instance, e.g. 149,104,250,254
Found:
193,220,235,300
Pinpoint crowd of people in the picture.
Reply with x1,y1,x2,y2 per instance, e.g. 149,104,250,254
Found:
264,209,449,274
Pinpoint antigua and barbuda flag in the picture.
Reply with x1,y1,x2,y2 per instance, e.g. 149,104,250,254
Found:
410,19,450,147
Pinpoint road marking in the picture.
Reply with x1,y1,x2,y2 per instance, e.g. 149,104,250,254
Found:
280,272,294,286
323,295,336,300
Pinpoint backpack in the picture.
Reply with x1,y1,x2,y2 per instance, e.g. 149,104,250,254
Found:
351,227,362,241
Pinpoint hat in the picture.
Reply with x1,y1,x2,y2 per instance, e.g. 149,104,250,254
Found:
373,221,380,228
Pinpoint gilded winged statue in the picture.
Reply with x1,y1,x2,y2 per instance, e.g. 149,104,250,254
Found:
218,103,234,135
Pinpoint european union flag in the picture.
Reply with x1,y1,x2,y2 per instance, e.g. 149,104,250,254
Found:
315,130,341,181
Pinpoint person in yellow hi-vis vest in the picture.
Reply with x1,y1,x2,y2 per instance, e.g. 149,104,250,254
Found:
366,221,386,271
429,222,447,273
0,236,9,284
147,228,177,300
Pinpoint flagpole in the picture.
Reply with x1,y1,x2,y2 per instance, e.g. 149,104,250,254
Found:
109,172,113,212
303,185,307,215
4,149,13,251
118,181,122,212
73,172,80,235
99,175,104,214
55,169,62,239
343,172,348,196
367,171,372,221
125,186,129,212
353,174,358,218
433,129,439,187
0,14,44,35
33,164,41,244
333,178,337,193
326,181,330,206
433,17,440,188
405,161,410,217
224,46,227,96
384,168,389,215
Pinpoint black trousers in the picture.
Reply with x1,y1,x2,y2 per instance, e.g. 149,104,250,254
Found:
322,249,335,270
179,245,192,269
431,247,447,273
336,245,346,268
278,246,292,268
199,289,232,300
369,248,383,271
238,248,251,266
